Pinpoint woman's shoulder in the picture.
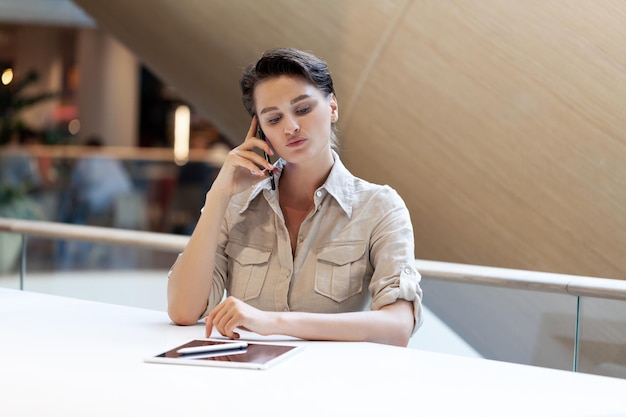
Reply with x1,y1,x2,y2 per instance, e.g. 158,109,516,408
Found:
351,176,408,209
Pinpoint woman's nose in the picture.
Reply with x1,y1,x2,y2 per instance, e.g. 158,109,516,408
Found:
283,117,300,135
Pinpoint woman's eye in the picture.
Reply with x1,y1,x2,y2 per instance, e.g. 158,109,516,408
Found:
267,116,281,124
296,106,311,115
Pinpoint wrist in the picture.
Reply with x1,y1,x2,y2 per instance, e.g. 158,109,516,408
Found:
271,311,291,336
204,186,231,207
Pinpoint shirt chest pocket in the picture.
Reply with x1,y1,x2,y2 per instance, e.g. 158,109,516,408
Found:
315,243,368,303
225,242,272,301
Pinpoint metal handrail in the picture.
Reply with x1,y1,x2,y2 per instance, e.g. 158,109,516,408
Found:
414,259,626,301
0,218,188,252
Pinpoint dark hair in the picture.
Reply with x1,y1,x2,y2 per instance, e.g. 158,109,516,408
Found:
240,48,335,117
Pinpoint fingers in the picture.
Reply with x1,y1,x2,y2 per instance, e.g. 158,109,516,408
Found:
227,118,274,175
204,317,213,338
247,116,274,156
246,115,258,139
211,118,277,196
229,147,274,176
207,298,244,339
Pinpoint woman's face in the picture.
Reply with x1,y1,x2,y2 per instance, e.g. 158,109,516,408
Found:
254,75,338,165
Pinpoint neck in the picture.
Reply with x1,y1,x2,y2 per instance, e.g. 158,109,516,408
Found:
279,149,334,209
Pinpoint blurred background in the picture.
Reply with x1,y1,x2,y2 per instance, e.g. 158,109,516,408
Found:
0,1,233,273
1,0,625,378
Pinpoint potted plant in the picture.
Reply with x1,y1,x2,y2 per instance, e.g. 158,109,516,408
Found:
1,69,59,144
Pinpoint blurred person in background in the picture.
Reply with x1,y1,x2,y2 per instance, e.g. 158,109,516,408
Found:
56,136,133,269
66,136,132,224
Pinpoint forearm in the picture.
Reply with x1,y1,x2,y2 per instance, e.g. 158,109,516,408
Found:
167,188,230,324
272,300,414,347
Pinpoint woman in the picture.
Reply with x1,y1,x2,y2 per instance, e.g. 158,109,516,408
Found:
167,48,422,346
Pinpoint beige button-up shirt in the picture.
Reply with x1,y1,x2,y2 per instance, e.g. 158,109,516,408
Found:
201,152,423,333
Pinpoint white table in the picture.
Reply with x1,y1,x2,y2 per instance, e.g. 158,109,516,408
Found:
1,288,625,417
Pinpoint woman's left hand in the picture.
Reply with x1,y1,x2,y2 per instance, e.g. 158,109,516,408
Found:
205,296,274,339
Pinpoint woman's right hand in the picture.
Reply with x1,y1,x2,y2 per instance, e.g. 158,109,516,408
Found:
209,116,275,199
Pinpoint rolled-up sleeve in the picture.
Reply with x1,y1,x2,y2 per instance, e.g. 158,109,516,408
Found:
368,187,423,334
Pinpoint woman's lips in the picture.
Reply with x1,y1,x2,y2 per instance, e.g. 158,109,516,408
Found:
287,137,306,147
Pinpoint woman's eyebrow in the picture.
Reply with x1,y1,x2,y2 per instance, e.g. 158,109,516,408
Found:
259,94,312,115
290,94,311,105
259,106,278,115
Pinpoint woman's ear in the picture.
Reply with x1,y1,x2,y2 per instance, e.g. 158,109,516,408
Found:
330,93,339,123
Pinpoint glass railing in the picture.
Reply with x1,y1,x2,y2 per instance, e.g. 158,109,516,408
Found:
2,219,625,379
420,279,577,371
577,297,626,378
0,219,187,313
416,260,626,380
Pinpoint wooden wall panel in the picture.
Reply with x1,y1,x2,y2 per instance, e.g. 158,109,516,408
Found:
72,0,408,143
340,1,626,278
74,0,626,279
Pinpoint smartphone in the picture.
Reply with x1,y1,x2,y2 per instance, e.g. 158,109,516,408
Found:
257,126,275,190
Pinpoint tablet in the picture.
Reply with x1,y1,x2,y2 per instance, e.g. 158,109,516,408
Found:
144,339,303,370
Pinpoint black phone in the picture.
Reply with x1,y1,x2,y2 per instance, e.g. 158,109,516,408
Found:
257,126,275,190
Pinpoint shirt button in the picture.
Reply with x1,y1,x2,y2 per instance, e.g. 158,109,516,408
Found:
404,267,413,275
298,235,304,243
315,190,323,197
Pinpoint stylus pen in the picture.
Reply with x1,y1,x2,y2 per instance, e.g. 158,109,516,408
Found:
176,342,248,355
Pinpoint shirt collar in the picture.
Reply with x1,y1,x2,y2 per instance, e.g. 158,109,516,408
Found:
320,150,354,217
237,162,282,214
238,150,355,218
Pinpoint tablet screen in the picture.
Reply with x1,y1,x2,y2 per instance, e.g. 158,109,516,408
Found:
146,339,302,370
